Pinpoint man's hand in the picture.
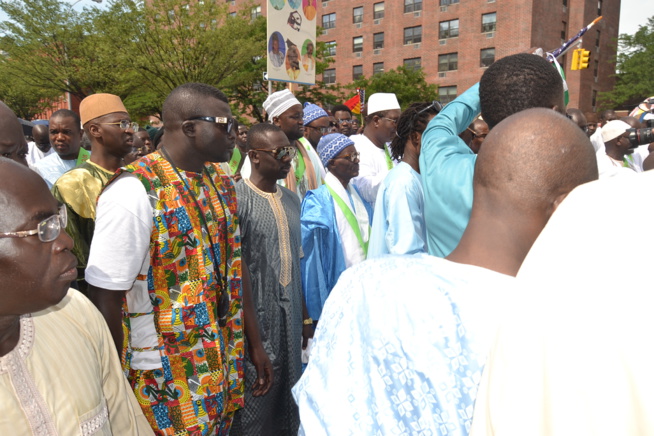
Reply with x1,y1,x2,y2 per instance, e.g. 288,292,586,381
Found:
248,343,273,397
302,323,314,349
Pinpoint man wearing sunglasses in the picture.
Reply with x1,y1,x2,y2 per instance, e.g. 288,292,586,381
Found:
0,158,152,434
233,123,310,436
350,92,401,205
51,93,134,295
300,102,330,183
86,83,272,435
467,118,489,154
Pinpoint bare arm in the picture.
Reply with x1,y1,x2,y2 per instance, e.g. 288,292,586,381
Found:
88,285,126,359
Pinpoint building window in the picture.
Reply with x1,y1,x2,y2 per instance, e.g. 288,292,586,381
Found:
323,68,336,84
482,13,496,33
373,62,384,75
326,41,336,56
561,21,567,40
373,32,384,49
439,86,457,104
353,36,363,53
592,89,597,109
563,0,567,6
594,60,599,78
404,57,422,71
597,0,602,15
404,0,422,13
404,26,422,45
595,30,601,48
438,53,458,72
322,13,336,29
353,7,363,24
480,48,495,67
353,65,363,80
440,0,460,4
439,19,459,39
251,6,261,20
374,2,384,19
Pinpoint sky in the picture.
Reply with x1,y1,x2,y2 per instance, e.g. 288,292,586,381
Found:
619,0,654,35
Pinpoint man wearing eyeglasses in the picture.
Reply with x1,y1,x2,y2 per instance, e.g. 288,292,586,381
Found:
467,119,489,154
86,83,272,435
51,93,135,295
0,158,152,434
33,109,90,188
233,122,310,436
350,92,401,205
331,104,354,137
300,102,330,184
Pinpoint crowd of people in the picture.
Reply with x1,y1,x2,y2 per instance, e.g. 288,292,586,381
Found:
0,48,652,436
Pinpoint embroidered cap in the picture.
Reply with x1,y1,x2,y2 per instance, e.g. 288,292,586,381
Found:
367,93,400,116
601,120,631,143
80,93,128,125
318,133,355,167
263,89,301,121
303,102,328,126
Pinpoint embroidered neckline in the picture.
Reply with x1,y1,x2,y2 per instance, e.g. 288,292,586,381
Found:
244,178,282,200
0,315,34,374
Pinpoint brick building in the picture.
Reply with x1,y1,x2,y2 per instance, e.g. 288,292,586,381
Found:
239,0,620,113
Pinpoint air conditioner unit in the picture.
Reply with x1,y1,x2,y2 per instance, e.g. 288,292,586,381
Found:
230,0,235,5
439,40,446,45
374,19,380,25
355,52,362,57
439,72,446,78
414,11,421,17
322,2,328,7
373,49,381,55
414,43,421,48
323,30,329,35
486,32,495,38
440,6,447,12
356,23,362,28
563,6,567,12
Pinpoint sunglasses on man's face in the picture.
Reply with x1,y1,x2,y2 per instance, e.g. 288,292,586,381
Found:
251,145,298,161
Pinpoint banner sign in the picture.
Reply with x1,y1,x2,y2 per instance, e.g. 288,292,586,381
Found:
267,0,317,85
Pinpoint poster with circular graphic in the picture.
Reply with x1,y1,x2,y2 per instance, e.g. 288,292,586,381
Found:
266,0,316,85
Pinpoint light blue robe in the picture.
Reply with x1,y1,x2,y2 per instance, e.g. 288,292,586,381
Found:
300,184,373,321
368,161,427,258
293,254,515,436
419,83,480,257
32,153,79,189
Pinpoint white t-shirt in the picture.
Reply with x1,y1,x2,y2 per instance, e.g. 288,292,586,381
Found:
85,173,161,369
26,141,55,168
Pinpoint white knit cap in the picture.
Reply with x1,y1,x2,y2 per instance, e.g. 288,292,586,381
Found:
601,120,631,143
367,93,400,115
263,89,301,121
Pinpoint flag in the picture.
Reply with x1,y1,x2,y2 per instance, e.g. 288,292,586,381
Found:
345,94,361,114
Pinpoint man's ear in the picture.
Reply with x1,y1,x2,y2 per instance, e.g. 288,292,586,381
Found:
272,116,281,127
87,124,101,139
181,120,196,137
248,150,260,165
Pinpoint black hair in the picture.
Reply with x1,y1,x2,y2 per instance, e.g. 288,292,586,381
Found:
479,53,563,130
331,104,352,117
390,102,441,161
245,123,283,151
51,109,81,131
162,83,228,125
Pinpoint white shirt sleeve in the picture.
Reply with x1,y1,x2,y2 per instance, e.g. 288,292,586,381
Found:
85,173,153,291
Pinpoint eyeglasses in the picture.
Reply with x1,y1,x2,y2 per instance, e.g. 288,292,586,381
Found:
306,125,330,134
382,117,399,125
251,145,298,160
188,116,235,134
336,118,352,125
100,120,139,131
333,151,360,162
0,206,67,243
417,100,443,116
466,127,487,139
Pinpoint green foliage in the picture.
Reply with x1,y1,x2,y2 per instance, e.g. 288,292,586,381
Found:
349,66,439,111
0,63,60,120
598,16,654,110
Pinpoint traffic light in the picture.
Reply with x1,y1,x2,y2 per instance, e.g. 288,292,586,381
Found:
570,48,591,70
578,49,591,69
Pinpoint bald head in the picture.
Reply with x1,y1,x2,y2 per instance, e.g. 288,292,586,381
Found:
600,109,617,124
474,108,598,214
0,102,28,166
32,124,51,153
161,83,228,129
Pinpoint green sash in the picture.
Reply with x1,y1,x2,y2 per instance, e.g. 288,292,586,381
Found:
383,145,393,170
325,183,368,257
229,148,242,174
295,149,306,183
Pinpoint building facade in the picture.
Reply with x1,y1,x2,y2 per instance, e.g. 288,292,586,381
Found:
236,0,620,113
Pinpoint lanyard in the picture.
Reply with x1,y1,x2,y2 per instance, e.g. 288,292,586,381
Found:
383,145,393,170
295,148,306,183
325,183,368,257
229,148,241,174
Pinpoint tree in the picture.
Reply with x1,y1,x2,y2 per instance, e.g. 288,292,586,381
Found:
599,16,654,110
349,66,439,111
0,62,60,120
